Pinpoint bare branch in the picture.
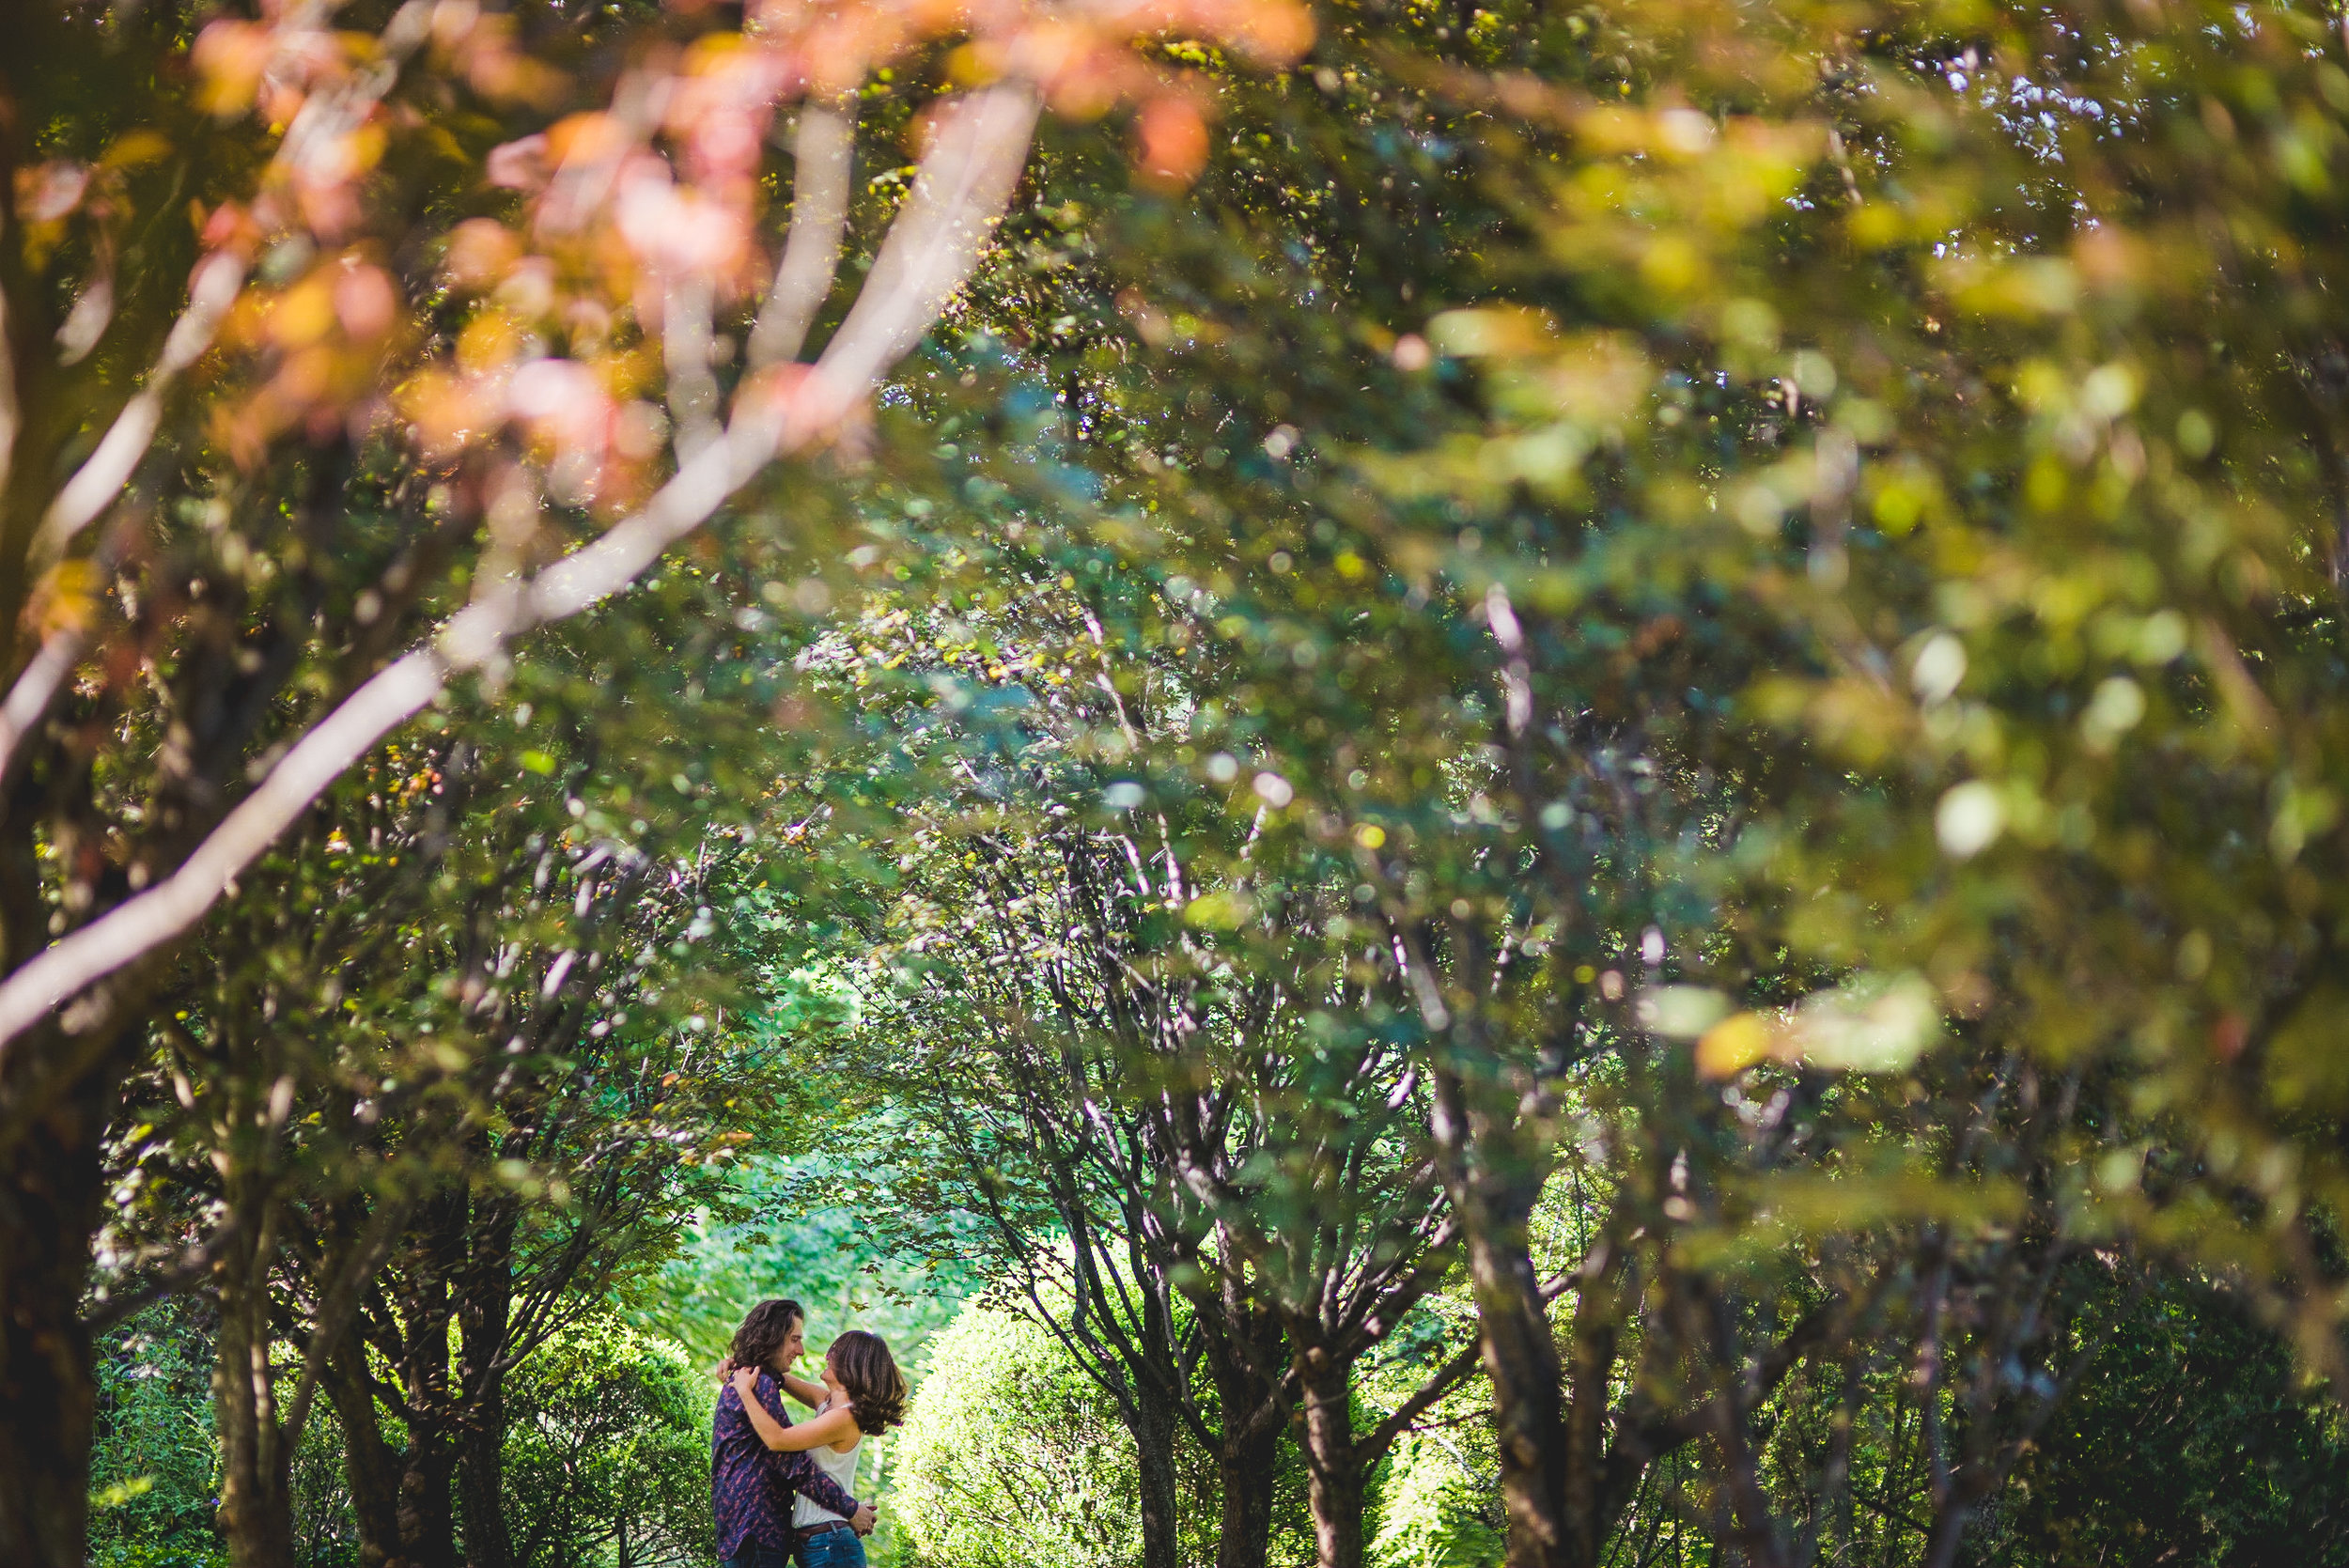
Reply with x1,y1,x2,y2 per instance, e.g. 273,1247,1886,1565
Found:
0,85,1040,1053
1361,1335,1486,1467
0,260,19,512
662,278,723,461
0,646,443,1044
32,251,245,567
0,628,84,784
793,87,1037,409
749,101,856,369
81,1214,243,1334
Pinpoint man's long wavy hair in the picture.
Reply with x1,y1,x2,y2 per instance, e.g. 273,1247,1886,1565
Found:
730,1298,805,1377
827,1329,907,1436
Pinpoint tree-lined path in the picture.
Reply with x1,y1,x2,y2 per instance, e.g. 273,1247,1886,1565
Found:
9,2,2349,1565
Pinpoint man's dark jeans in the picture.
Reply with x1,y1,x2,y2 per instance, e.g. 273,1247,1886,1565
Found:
723,1546,795,1568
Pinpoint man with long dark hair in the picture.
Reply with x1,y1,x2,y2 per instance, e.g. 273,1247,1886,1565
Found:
712,1299,876,1568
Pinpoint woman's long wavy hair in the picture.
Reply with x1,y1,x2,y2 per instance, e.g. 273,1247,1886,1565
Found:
827,1329,907,1436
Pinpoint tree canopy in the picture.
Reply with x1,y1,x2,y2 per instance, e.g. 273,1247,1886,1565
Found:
13,1,2349,1566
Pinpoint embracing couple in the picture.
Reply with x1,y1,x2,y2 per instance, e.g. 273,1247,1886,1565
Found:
710,1297,909,1568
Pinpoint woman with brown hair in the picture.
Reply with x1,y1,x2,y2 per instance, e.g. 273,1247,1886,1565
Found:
728,1327,909,1568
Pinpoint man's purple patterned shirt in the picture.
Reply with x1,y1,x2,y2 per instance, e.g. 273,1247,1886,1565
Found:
712,1371,860,1559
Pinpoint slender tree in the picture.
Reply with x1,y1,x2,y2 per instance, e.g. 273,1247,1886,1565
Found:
96,638,811,1567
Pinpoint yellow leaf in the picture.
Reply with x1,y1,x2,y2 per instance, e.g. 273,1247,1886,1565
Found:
1697,1013,1777,1079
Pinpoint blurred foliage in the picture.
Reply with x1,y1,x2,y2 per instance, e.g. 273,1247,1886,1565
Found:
498,1313,712,1568
86,1301,221,1568
623,1155,981,1380
890,1296,1235,1568
856,0,2349,1555
1972,1270,2349,1565
63,0,2349,1565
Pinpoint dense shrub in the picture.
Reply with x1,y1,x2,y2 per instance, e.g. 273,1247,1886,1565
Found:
888,1294,1351,1568
1972,1274,2349,1567
1359,1431,1500,1568
87,1301,221,1568
891,1299,1224,1568
501,1314,714,1568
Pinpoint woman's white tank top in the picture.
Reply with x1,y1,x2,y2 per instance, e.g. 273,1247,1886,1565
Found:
790,1397,863,1527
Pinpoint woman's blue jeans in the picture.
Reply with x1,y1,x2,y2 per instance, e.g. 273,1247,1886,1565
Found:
795,1525,869,1568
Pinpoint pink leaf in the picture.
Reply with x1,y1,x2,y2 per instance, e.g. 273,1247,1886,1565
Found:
487,134,551,192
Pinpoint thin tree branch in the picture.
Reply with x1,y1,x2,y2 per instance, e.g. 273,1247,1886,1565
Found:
0,628,85,786
0,260,19,520
0,85,1038,1051
1361,1335,1486,1467
282,1191,413,1450
662,278,723,460
81,1216,243,1333
750,101,856,370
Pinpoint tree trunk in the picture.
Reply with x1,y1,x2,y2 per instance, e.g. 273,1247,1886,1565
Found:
1563,1281,1628,1564
1297,1351,1366,1568
1466,1202,1575,1566
392,1194,464,1568
0,1055,109,1568
214,1329,297,1568
214,1193,296,1568
1430,1065,1574,1568
328,1343,409,1568
455,1387,509,1568
1215,1418,1283,1568
1132,1374,1184,1568
332,1189,472,1568
1200,1296,1289,1568
455,1202,517,1568
396,1422,459,1568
